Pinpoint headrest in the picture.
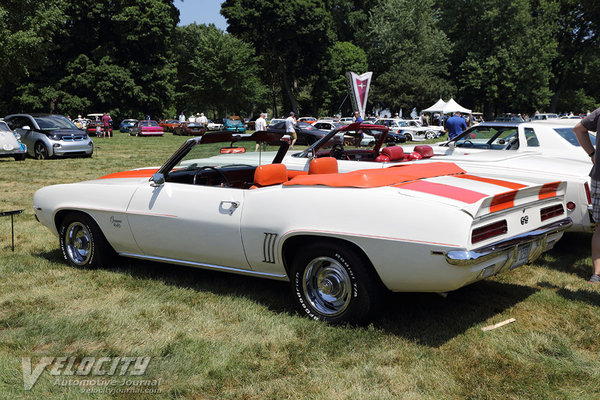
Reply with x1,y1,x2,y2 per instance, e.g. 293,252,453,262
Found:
413,145,434,159
253,164,288,187
381,146,405,161
309,157,338,174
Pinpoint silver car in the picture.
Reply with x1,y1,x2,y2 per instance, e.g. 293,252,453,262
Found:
4,114,93,159
0,121,27,160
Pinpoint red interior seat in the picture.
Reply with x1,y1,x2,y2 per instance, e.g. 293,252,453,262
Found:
251,164,288,188
414,145,434,159
309,157,338,174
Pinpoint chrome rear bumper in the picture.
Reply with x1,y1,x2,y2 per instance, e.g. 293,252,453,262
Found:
446,218,572,266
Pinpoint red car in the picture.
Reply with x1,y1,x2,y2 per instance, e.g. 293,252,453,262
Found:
159,119,180,132
173,122,207,136
128,120,164,136
86,120,113,137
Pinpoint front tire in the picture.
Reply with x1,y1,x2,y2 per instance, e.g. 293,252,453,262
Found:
291,242,382,324
34,142,49,160
59,212,113,268
404,132,413,142
425,131,435,140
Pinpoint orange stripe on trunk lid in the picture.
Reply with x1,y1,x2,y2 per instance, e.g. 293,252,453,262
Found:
490,191,518,213
539,181,561,200
456,174,527,190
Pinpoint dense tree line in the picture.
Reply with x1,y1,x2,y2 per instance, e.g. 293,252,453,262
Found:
0,0,598,120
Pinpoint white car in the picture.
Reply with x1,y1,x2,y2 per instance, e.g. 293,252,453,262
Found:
33,131,571,324
339,117,355,125
533,113,559,121
374,118,437,141
206,120,224,131
436,121,592,163
0,121,27,160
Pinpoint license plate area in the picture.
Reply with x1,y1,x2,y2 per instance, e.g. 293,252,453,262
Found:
511,243,531,270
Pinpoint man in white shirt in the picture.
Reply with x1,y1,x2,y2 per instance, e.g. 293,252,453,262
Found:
285,112,297,148
189,114,196,123
197,113,208,127
179,112,185,122
254,113,267,151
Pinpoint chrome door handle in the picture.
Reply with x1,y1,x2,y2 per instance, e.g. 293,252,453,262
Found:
220,200,240,215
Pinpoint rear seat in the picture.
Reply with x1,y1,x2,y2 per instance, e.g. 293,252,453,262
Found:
375,146,406,162
413,145,434,159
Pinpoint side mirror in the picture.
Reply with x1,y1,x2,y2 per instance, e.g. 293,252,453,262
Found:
448,141,456,150
150,172,165,187
22,126,31,130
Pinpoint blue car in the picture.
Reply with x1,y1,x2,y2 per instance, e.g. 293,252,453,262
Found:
119,119,138,133
223,118,246,133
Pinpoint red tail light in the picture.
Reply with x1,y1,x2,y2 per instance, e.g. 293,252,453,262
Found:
585,181,592,205
472,220,508,244
541,204,564,221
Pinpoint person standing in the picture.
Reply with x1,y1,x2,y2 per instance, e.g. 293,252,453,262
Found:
197,113,208,127
188,114,196,123
353,110,363,123
285,112,297,149
101,112,112,138
179,112,186,122
445,112,467,140
254,113,267,151
574,108,600,282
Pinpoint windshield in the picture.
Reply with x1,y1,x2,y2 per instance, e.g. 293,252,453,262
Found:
452,125,519,150
0,122,11,132
554,127,596,147
34,116,79,131
141,121,159,127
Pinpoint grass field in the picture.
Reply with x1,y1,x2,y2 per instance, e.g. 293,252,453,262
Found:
1,132,599,399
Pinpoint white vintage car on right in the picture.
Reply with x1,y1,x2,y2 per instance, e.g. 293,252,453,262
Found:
374,118,438,141
436,120,591,163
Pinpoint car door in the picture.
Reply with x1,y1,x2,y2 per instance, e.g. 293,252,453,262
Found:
126,181,249,269
7,116,36,150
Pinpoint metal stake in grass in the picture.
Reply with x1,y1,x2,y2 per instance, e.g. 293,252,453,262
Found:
1,209,24,251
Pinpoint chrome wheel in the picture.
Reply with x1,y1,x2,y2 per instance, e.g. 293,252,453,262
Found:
302,256,352,317
425,131,435,140
64,221,92,266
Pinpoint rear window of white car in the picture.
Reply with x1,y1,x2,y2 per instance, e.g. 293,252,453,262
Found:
554,127,595,147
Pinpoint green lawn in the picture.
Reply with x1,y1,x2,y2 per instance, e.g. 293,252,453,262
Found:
1,132,599,399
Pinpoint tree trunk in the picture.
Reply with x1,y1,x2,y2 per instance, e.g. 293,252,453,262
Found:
279,58,298,115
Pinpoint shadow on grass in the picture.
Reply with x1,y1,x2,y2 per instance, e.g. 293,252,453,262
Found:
36,248,65,263
538,281,600,307
36,250,538,346
375,280,537,347
541,232,591,279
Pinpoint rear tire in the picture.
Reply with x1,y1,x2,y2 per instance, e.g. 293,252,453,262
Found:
59,212,114,269
405,133,413,142
291,242,382,324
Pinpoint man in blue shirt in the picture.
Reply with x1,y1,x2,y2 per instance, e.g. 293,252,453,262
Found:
445,112,467,140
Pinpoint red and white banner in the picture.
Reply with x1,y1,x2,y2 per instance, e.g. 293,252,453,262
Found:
345,71,373,118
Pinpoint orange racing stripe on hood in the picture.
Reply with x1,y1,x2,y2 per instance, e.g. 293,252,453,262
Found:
455,174,527,190
394,180,487,203
98,169,159,179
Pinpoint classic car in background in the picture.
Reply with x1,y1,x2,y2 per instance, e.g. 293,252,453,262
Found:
173,122,207,136
128,120,164,136
206,120,224,131
4,113,93,159
298,117,317,124
266,120,329,145
33,131,571,323
223,118,246,133
374,118,438,141
159,119,181,132
0,121,27,160
119,119,138,133
436,121,591,163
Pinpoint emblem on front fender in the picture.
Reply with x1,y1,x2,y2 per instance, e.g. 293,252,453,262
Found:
520,216,529,225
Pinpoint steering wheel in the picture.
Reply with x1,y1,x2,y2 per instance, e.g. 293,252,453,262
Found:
330,143,349,160
461,139,474,147
192,166,231,187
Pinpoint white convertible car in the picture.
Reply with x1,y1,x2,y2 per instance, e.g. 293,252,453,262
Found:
34,131,571,324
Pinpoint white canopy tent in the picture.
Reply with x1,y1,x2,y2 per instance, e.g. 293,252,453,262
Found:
422,98,447,113
442,98,471,114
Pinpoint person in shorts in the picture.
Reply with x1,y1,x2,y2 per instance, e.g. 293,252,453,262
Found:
574,107,600,282
285,112,297,148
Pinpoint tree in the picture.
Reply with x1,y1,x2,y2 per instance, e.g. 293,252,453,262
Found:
174,24,266,118
366,0,454,112
1,0,180,119
221,0,335,115
438,0,559,117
